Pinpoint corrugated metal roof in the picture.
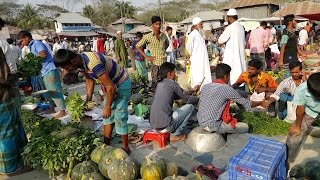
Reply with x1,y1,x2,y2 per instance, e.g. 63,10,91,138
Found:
127,25,152,34
111,18,144,25
180,10,224,24
56,31,99,37
222,0,278,10
272,1,320,17
54,13,93,24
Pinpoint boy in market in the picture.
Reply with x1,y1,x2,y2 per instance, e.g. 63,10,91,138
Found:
287,72,320,163
150,62,199,141
54,49,131,154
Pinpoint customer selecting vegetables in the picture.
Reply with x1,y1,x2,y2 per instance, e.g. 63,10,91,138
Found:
18,31,67,118
54,49,132,154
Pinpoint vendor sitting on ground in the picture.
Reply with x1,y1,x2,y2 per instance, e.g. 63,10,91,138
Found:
197,63,264,134
232,59,278,115
54,49,132,154
232,59,278,95
287,72,320,163
150,62,199,142
262,61,304,119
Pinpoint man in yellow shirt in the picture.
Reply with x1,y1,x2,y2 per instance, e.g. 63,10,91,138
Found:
136,16,169,92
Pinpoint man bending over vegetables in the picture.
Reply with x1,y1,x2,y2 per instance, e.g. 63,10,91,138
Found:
54,49,131,154
287,72,320,163
18,31,67,118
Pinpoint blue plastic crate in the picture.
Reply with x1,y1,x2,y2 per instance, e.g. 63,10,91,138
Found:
228,137,286,180
37,103,50,110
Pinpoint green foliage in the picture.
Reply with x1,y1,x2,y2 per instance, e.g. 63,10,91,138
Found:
17,53,42,78
21,109,44,135
22,96,40,104
22,118,100,178
66,93,87,122
236,111,291,136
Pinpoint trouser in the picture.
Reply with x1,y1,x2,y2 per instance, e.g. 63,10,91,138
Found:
203,121,249,134
135,60,148,80
250,53,267,70
286,114,316,163
43,69,66,111
166,52,176,64
278,93,294,119
165,104,194,136
150,64,161,92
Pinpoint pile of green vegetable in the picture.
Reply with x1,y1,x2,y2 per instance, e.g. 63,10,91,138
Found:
65,93,87,122
21,110,100,178
129,74,148,94
236,111,291,136
17,53,42,78
22,96,40,104
289,160,320,179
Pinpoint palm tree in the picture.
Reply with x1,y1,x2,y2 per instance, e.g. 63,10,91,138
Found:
83,5,95,20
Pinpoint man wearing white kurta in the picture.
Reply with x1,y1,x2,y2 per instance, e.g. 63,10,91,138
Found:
186,17,212,89
218,9,246,85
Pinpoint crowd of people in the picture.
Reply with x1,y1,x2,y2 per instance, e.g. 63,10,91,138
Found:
0,7,320,176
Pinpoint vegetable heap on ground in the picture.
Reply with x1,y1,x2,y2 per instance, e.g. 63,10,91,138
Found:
236,111,291,136
65,92,87,122
21,110,100,178
17,53,42,78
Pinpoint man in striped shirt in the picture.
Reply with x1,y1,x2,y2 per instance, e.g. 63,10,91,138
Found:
262,61,304,119
54,49,131,154
136,16,169,92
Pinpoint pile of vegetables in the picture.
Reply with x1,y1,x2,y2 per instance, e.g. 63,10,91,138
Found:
21,110,100,178
22,96,40,104
267,70,285,80
65,93,87,122
289,160,320,179
17,53,42,78
236,111,291,136
129,74,148,95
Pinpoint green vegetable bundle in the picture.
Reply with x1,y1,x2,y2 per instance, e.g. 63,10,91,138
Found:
17,53,42,78
22,96,40,104
66,93,87,122
22,120,100,178
236,111,291,136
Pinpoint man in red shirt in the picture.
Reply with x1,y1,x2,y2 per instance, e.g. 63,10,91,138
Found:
97,36,105,54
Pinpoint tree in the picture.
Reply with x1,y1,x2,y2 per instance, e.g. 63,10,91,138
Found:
36,4,69,19
114,1,137,19
82,5,95,20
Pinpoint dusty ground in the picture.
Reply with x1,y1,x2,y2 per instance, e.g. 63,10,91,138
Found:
6,61,320,180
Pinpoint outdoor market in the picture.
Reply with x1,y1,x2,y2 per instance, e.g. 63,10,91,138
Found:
1,0,320,180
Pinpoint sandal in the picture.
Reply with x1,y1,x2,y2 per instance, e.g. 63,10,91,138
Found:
129,134,142,144
191,164,222,180
170,134,187,142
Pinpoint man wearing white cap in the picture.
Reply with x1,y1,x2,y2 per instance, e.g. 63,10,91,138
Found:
115,30,128,68
62,37,69,50
186,17,212,89
218,9,246,85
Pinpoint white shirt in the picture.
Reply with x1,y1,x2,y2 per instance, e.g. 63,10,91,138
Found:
270,77,303,101
186,29,212,88
0,40,16,73
53,42,63,54
218,21,246,85
298,29,308,45
62,41,69,50
8,44,19,73
166,34,173,52
270,27,277,44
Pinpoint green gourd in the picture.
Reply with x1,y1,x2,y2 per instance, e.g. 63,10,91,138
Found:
107,156,139,180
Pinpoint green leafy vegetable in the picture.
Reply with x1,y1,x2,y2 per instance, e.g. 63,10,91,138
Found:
17,53,42,78
22,96,40,104
236,111,291,136
66,93,87,122
134,103,149,118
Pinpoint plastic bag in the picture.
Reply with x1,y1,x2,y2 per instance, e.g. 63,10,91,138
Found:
284,101,297,124
250,92,265,109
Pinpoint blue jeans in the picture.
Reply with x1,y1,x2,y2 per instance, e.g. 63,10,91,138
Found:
166,52,176,64
166,104,194,136
278,93,294,119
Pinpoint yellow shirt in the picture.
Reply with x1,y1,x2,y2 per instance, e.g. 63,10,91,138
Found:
136,31,168,66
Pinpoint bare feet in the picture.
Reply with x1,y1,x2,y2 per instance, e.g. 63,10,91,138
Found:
54,110,67,119
170,134,187,142
122,147,131,155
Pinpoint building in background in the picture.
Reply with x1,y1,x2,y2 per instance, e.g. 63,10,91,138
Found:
111,17,144,33
180,10,224,33
222,0,279,19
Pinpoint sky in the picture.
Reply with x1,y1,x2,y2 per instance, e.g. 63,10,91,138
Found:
19,0,211,11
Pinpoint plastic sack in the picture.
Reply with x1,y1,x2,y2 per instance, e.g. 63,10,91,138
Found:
284,101,297,124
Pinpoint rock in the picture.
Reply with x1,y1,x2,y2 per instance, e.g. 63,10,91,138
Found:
308,126,320,138
186,126,226,152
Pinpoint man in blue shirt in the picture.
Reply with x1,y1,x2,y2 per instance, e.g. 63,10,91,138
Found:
287,72,320,162
18,31,66,118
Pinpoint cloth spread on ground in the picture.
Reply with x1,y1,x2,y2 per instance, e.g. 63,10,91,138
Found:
213,79,237,128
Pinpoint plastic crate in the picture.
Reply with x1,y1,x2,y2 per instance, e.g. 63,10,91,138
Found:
228,137,286,180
